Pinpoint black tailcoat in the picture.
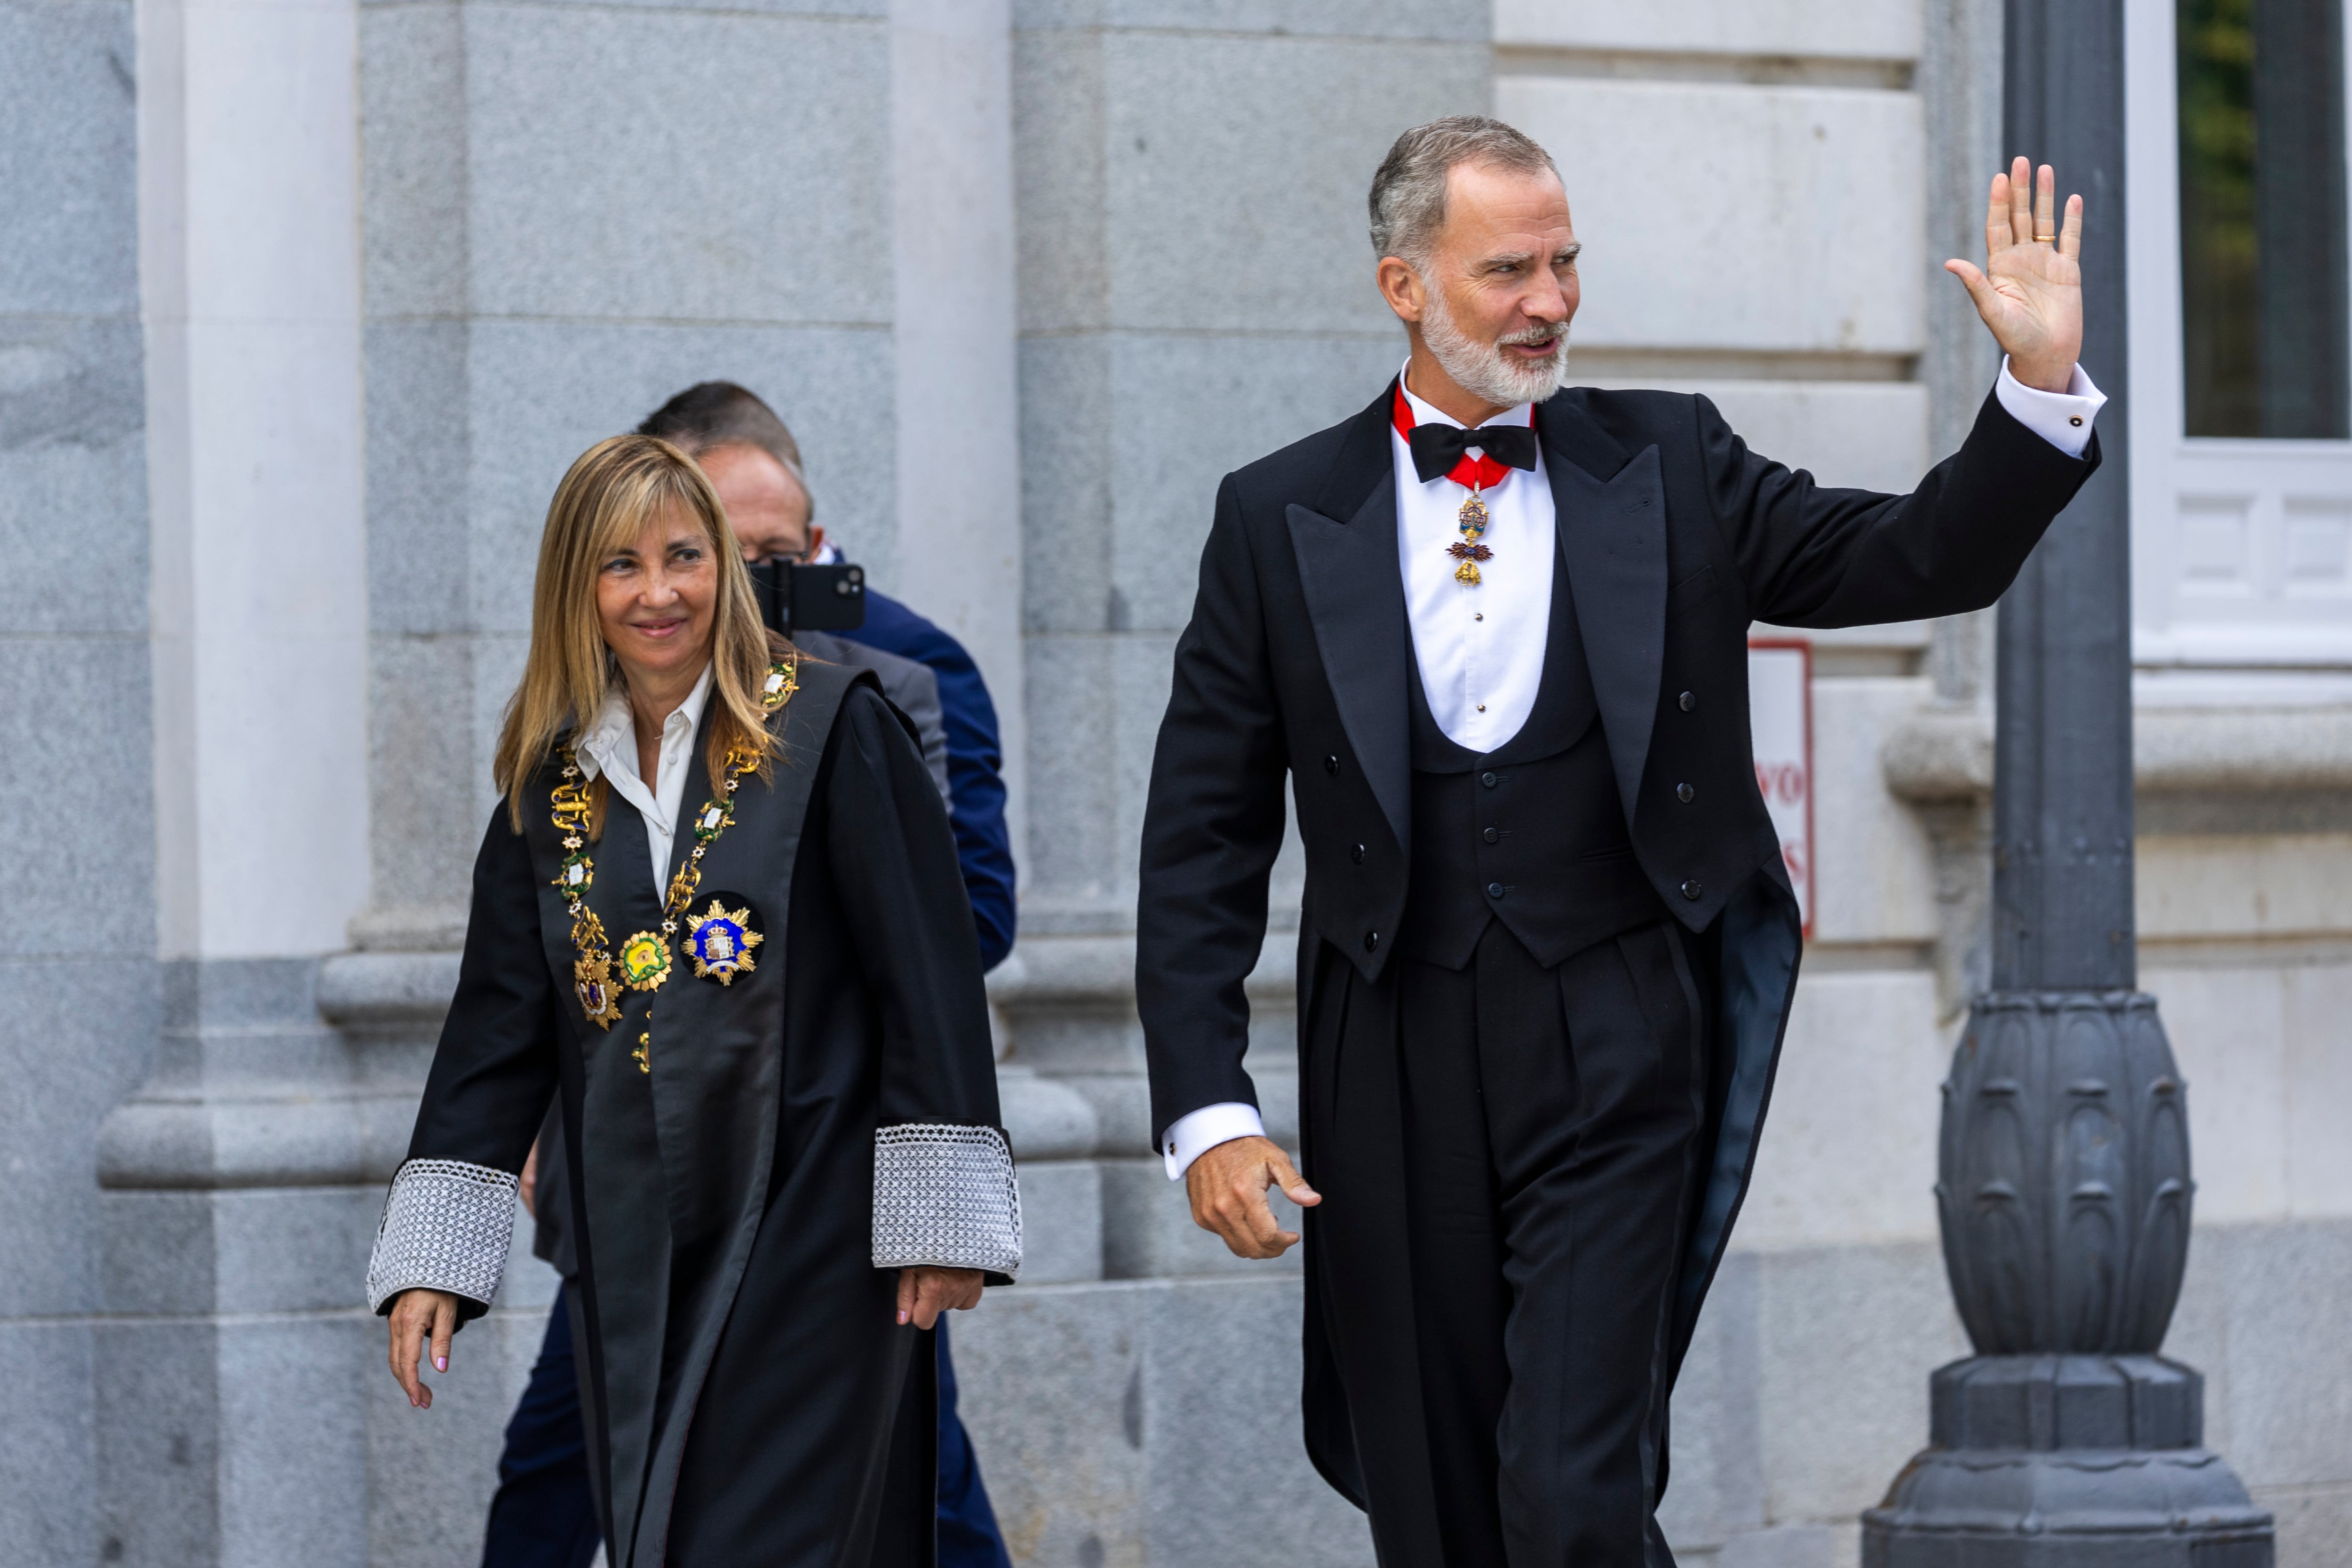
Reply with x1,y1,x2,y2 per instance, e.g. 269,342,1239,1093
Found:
1135,378,2097,1506
400,663,1004,1568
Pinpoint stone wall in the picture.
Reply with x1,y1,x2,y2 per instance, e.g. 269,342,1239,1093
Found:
0,0,157,1559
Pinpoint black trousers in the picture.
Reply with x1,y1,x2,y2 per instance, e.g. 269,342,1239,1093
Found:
1303,918,1710,1568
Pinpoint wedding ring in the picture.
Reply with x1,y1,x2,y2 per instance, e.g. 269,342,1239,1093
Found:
2035,226,2057,245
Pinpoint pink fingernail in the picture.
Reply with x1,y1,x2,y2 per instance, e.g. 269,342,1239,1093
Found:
435,1356,447,1372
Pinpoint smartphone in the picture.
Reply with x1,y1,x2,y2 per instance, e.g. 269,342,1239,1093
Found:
748,560,866,635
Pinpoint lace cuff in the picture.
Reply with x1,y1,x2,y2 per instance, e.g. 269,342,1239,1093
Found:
873,1123,1022,1280
365,1158,521,1314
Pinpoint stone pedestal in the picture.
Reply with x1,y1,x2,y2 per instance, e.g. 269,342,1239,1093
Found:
1865,1355,2271,1565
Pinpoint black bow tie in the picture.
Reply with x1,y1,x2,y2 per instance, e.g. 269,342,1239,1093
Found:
1406,419,1539,485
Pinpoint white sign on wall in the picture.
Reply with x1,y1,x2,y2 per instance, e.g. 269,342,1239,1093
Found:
1746,639,1814,936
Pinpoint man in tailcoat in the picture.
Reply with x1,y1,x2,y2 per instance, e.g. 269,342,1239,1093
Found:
1135,116,2104,1566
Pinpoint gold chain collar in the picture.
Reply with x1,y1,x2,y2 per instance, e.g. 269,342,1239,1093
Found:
551,655,799,1071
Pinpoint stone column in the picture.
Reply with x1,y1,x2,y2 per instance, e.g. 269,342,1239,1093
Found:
0,0,158,1560
1863,4,2274,1560
94,0,398,1559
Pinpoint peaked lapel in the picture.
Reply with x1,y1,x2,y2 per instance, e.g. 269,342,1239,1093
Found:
1286,476,1411,856
1543,393,1667,828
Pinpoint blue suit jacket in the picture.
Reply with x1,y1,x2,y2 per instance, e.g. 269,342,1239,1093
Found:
837,589,1017,971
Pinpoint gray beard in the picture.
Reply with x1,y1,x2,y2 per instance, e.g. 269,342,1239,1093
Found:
1419,283,1569,408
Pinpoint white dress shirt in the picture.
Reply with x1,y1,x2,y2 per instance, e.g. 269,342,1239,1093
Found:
1160,358,2107,1180
573,661,716,897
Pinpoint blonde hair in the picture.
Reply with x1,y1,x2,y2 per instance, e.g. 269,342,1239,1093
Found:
493,434,783,829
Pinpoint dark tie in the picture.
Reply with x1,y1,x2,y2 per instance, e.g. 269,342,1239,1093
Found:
1406,420,1538,485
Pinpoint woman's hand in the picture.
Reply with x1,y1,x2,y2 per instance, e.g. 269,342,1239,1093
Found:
387,1289,462,1408
895,1266,983,1329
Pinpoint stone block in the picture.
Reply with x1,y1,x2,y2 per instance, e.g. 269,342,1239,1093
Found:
1803,677,1938,946
0,0,138,315
359,3,468,321
2139,832,2352,941
1660,1250,1766,1552
0,1320,98,1568
1750,1239,1969,1523
462,8,891,326
1735,969,1944,1249
950,1280,1151,1565
1495,0,1921,61
1497,76,1924,355
369,633,484,916
0,956,159,1318
1017,1158,1104,1284
1140,1277,1375,1565
214,1315,370,1567
1018,0,1480,41
0,639,151,963
2281,963,2352,1218
95,1317,221,1566
0,316,149,632
1575,380,1932,497
2259,1482,2352,1568
2140,961,2290,1224
461,319,898,632
2203,1218,2352,1491
1085,32,1487,337
361,320,472,637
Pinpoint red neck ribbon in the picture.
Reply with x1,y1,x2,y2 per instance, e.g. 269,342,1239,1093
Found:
1393,384,1516,493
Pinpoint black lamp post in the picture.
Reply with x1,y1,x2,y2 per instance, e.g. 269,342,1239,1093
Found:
1862,3,2274,1562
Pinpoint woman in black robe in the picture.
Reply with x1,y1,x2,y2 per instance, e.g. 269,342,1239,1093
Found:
366,434,1018,1568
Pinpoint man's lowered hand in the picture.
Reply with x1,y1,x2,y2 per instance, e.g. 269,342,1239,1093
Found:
1185,1135,1321,1259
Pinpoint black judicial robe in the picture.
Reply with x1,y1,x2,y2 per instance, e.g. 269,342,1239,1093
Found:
1136,379,2098,1507
384,662,1010,1568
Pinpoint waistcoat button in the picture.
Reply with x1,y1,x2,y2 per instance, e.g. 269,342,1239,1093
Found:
1480,770,1498,788
1680,878,1703,901
1325,755,1340,775
1351,843,1366,864
1482,827,1500,844
1677,782,1695,803
1679,691,1696,711
1486,882,1505,899
1363,930,1380,951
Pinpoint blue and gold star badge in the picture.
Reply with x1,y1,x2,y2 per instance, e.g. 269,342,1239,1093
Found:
685,895,765,986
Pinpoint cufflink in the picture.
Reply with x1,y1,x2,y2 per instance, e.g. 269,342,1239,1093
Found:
2070,416,2083,426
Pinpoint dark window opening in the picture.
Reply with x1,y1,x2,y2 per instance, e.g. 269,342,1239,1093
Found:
2179,0,2351,438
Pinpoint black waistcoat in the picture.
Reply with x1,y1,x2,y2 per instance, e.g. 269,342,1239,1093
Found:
1394,538,1668,970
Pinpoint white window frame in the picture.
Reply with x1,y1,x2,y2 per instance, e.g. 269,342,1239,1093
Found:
2126,0,2352,688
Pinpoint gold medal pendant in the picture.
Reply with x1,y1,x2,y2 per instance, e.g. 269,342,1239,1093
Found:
620,930,673,990
1450,488,1494,585
574,954,621,1028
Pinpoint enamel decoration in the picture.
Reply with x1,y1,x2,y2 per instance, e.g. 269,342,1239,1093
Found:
574,954,622,1027
1453,492,1491,585
620,930,673,990
685,895,765,985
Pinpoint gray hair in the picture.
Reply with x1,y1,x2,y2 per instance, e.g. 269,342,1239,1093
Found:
1368,116,1560,269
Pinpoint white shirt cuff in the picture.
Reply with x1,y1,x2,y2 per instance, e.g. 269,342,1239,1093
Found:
1994,356,2105,458
1161,1102,1266,1180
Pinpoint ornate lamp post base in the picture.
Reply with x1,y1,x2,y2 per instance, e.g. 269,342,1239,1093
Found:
1863,1354,2273,1565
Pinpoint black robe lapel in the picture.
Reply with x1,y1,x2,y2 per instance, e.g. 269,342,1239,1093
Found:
1543,395,1667,830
